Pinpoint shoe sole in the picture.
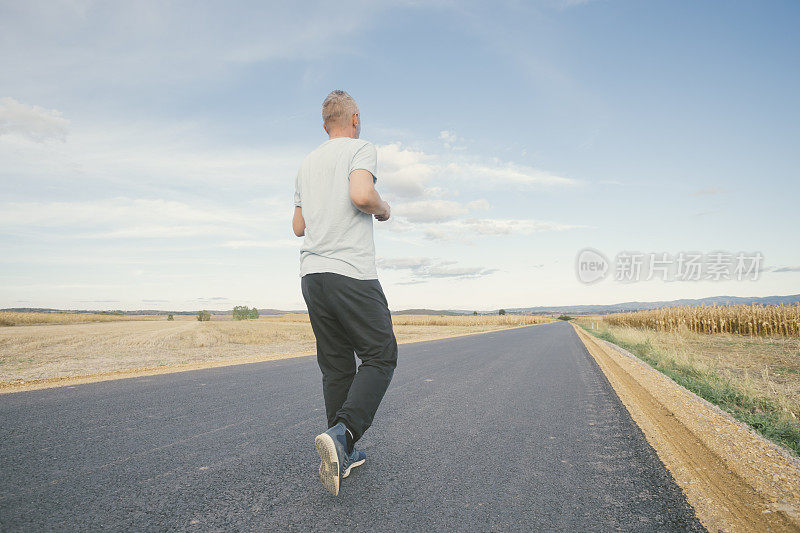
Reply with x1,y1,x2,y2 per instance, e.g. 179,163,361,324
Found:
314,433,340,496
342,457,365,479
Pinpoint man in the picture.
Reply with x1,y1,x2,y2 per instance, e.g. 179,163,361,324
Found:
292,90,397,496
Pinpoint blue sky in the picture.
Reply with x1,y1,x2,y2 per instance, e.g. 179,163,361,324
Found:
1,0,798,311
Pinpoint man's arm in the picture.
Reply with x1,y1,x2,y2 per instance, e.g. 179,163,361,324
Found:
349,169,390,221
292,206,306,236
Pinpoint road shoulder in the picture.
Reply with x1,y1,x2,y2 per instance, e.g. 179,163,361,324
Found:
573,324,800,533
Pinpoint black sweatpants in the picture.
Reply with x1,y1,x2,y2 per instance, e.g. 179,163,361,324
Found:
300,272,398,443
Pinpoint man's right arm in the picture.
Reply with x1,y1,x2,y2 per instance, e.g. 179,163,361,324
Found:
349,169,390,221
292,206,305,236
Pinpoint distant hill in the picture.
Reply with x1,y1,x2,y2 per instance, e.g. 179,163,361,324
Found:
3,294,798,317
392,308,470,316
0,307,307,316
505,294,800,316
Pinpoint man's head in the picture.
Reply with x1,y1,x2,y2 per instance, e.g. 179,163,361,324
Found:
322,90,360,139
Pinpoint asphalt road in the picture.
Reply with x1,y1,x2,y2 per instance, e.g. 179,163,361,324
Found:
0,321,704,532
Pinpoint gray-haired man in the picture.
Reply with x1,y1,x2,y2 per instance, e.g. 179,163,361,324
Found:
292,90,397,496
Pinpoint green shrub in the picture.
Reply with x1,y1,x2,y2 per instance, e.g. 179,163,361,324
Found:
197,310,211,322
233,306,259,320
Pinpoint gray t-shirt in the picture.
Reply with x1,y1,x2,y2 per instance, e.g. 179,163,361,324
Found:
294,137,379,280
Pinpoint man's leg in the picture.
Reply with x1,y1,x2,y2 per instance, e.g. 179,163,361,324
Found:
301,274,357,428
324,273,398,443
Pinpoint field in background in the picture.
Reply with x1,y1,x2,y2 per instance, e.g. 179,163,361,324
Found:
0,313,549,384
575,314,800,455
0,311,163,327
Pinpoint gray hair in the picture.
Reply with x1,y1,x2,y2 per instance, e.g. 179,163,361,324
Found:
322,90,358,129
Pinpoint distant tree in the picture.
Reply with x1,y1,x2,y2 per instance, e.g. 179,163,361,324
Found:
499,309,506,316
473,311,478,316
233,306,259,320
197,310,211,322
167,314,174,321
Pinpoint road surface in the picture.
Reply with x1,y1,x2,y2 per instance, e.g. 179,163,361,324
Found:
0,321,704,531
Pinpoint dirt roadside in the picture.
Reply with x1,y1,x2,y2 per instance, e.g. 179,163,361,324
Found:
574,324,800,533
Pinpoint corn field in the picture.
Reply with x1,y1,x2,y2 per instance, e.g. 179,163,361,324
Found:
604,304,800,337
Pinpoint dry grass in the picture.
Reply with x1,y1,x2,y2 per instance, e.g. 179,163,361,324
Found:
0,311,163,326
604,304,800,337
0,313,547,384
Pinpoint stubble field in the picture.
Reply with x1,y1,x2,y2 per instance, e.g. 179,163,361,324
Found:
0,312,548,385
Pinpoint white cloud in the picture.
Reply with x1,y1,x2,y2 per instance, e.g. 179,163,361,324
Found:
771,266,800,273
392,199,467,222
377,141,577,199
0,197,274,240
424,186,447,198
0,97,69,142
439,129,466,150
390,197,491,223
466,199,490,210
454,218,583,235
83,225,230,239
221,239,300,249
445,162,577,187
0,118,306,194
0,198,250,227
380,195,583,242
377,256,497,280
377,142,438,198
421,218,586,242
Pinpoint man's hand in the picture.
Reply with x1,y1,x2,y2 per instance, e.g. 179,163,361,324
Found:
374,201,390,222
